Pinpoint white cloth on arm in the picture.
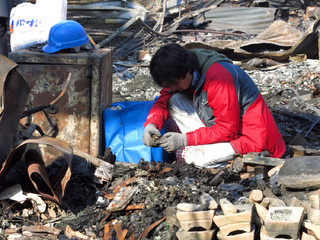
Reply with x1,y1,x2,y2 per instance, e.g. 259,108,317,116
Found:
168,93,236,168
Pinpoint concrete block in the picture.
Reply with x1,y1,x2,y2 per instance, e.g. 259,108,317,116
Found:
279,156,320,189
213,211,252,228
177,210,215,222
219,222,252,236
176,228,215,240
255,203,268,224
177,210,214,231
179,219,213,231
260,226,294,240
216,225,255,240
264,207,305,240
307,207,320,225
309,193,320,209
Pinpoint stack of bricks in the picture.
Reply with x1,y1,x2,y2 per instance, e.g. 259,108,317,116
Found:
165,164,320,240
253,165,312,239
213,198,255,240
302,190,320,239
174,192,218,240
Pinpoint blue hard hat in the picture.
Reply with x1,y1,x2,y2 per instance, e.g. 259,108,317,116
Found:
42,20,89,54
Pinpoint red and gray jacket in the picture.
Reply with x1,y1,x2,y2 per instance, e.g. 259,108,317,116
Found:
145,49,286,158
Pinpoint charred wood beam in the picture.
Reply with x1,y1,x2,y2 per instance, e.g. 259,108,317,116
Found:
95,10,146,49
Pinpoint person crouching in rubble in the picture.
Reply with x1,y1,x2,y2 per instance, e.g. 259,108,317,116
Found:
142,43,286,168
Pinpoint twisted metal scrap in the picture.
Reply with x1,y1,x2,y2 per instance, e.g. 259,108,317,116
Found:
0,136,73,203
0,55,74,203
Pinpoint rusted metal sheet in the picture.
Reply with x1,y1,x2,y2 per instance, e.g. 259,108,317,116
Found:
67,1,147,25
0,55,31,166
184,17,320,61
204,7,277,34
0,136,73,203
9,49,113,157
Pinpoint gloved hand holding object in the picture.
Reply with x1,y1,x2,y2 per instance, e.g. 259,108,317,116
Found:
159,132,187,152
143,124,161,147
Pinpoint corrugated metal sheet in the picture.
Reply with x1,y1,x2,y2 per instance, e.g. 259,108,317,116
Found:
204,7,277,34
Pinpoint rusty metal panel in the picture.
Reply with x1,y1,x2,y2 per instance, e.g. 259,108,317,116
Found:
204,7,277,34
9,49,113,157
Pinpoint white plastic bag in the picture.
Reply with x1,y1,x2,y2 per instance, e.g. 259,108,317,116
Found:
10,0,67,52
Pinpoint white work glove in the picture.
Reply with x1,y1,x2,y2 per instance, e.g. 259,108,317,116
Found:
159,132,187,152
143,124,161,147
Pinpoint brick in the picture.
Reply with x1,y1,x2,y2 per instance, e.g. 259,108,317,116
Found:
177,210,214,231
265,197,286,208
307,207,320,225
220,198,237,215
304,220,320,239
213,211,252,228
255,203,268,224
219,222,252,236
176,210,215,222
264,207,305,239
268,164,283,178
240,172,251,180
301,231,317,240
309,193,320,210
248,189,263,203
263,188,286,208
179,219,213,231
176,228,215,240
260,198,270,208
216,225,255,240
260,225,294,240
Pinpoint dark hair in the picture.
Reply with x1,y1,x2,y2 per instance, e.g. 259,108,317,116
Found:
149,43,199,87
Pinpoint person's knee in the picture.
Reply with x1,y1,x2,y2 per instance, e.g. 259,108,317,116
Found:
168,93,194,114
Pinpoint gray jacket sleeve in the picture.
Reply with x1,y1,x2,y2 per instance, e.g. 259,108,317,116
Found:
0,0,9,18
0,0,25,18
